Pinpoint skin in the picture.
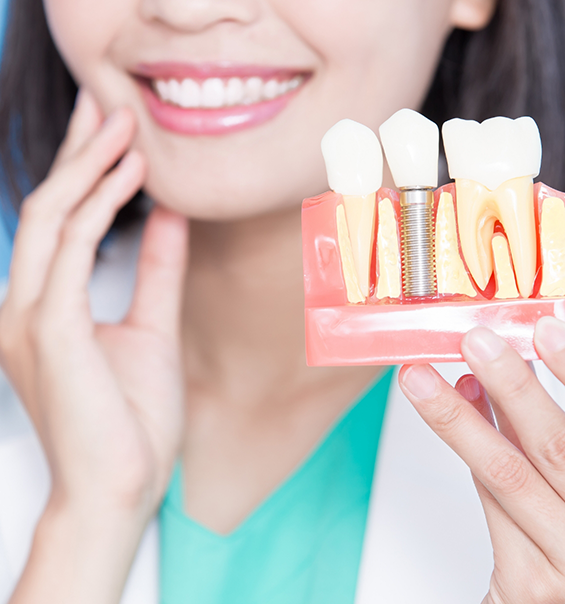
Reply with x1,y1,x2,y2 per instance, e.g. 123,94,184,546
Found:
5,0,565,602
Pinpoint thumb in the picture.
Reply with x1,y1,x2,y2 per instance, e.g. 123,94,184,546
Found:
126,206,189,339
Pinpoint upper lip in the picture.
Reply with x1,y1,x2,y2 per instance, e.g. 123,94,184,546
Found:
133,62,311,81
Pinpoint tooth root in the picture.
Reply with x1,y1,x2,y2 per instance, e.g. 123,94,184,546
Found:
375,198,401,299
343,194,376,298
336,204,365,303
540,197,565,297
435,192,477,297
455,179,494,290
456,177,536,297
492,234,520,299
494,178,537,297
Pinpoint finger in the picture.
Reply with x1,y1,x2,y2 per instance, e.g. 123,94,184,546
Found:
6,108,136,310
456,374,494,424
456,377,547,565
472,475,548,574
461,327,565,497
456,373,525,453
399,364,565,568
126,207,189,339
535,316,565,385
39,151,146,324
50,88,104,171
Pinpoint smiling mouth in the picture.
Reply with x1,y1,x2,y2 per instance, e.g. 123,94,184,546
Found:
134,63,311,135
150,74,306,110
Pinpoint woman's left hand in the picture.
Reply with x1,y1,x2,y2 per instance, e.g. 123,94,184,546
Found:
399,319,565,604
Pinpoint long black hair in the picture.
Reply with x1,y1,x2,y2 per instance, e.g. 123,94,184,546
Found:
1,0,565,227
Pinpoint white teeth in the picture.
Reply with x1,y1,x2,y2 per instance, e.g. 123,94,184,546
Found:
201,78,225,108
379,108,439,189
226,77,244,106
321,119,383,196
263,79,279,100
180,78,200,108
442,116,542,192
153,74,304,109
443,116,541,297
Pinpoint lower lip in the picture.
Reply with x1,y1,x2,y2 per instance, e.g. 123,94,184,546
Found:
138,79,302,136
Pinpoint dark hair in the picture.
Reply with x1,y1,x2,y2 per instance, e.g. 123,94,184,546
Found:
1,0,565,228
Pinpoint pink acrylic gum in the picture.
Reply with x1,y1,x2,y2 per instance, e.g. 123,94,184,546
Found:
302,183,565,366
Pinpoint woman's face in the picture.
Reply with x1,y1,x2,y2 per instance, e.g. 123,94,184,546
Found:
43,0,494,220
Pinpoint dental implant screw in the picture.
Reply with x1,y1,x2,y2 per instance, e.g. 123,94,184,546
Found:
400,188,437,298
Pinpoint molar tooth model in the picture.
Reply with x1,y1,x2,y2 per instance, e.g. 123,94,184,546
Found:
302,111,565,365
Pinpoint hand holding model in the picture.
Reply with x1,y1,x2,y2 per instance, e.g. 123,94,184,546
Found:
305,112,565,602
401,329,565,604
0,90,188,604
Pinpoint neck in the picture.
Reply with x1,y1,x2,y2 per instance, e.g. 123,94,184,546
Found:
182,204,381,408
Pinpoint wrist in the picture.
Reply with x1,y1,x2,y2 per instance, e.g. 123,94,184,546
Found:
9,496,149,604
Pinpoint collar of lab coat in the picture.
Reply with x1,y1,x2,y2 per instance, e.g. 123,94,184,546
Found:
2,224,542,604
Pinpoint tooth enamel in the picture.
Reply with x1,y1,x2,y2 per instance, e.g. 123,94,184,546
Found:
492,234,520,299
154,75,299,109
263,79,279,100
435,192,477,297
321,119,383,196
540,197,565,297
443,117,542,192
180,78,200,108
443,116,541,298
376,198,401,299
169,79,182,105
201,78,225,108
323,120,382,301
226,77,244,106
156,80,171,102
379,109,439,189
244,77,263,104
288,76,301,90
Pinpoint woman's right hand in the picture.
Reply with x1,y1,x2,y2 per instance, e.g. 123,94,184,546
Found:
0,89,189,603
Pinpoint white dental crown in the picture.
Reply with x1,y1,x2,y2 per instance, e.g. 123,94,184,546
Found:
379,108,439,189
321,119,383,196
442,116,542,192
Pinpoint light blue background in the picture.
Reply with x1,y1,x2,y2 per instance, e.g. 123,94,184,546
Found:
0,0,18,280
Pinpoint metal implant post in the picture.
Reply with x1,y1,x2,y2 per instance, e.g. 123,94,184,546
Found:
400,187,437,297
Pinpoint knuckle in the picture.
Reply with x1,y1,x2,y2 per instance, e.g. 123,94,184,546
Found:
533,429,565,472
62,218,94,248
499,370,535,401
525,573,565,604
0,310,21,356
483,450,530,495
429,399,467,434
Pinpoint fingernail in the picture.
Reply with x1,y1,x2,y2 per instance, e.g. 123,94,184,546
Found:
402,365,437,400
457,376,481,402
536,316,565,353
464,327,505,362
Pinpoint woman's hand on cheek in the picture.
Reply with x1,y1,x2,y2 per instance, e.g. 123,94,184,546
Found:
0,88,188,600
399,325,565,604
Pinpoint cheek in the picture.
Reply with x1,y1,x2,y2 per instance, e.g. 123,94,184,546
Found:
43,0,132,106
277,0,454,123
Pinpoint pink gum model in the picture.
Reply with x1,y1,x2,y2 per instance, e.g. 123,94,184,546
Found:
302,183,565,365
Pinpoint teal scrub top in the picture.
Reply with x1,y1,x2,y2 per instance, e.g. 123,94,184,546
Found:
159,368,394,604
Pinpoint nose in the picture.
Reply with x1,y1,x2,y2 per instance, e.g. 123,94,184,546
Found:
140,0,259,33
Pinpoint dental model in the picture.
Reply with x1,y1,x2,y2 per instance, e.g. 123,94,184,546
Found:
302,113,565,365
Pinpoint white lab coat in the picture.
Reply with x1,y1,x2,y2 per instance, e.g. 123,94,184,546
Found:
1,227,563,604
